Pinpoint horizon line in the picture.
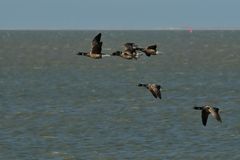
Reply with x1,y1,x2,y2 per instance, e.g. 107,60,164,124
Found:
1,27,240,31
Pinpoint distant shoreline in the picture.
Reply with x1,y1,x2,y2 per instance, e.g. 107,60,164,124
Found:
1,27,240,31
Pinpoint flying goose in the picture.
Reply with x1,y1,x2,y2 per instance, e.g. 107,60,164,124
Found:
77,33,103,59
137,44,158,57
138,83,162,99
193,105,222,126
112,43,140,60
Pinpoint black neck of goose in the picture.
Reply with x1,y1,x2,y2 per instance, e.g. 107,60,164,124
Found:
193,106,203,110
112,51,122,56
138,83,148,88
77,52,87,56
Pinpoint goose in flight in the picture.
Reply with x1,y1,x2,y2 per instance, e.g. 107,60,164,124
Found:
111,43,140,60
137,44,158,57
138,83,162,99
193,105,222,126
77,33,103,59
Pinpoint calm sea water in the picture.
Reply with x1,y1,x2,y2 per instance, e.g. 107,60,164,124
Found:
0,30,240,159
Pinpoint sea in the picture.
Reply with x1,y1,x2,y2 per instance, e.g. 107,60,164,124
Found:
0,30,240,159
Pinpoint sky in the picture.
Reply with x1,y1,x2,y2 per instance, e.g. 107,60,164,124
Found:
0,0,239,30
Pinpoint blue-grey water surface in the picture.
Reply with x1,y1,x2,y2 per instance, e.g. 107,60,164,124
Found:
0,30,240,159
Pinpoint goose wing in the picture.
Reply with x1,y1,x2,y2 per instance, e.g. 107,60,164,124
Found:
155,85,162,99
201,109,210,126
210,107,222,123
148,84,159,98
149,88,158,98
91,42,102,55
124,43,138,52
147,44,157,50
91,33,102,47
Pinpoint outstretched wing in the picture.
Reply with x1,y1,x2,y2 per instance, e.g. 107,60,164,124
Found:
147,44,157,51
156,90,161,99
148,84,159,99
150,85,161,99
201,109,210,126
210,108,222,123
156,88,162,99
91,42,102,55
92,33,102,47
124,43,137,52
149,88,158,98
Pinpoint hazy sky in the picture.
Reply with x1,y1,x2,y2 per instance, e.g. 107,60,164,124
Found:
0,0,239,29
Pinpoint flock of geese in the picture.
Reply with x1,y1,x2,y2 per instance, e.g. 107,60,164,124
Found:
77,33,159,59
76,33,222,127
